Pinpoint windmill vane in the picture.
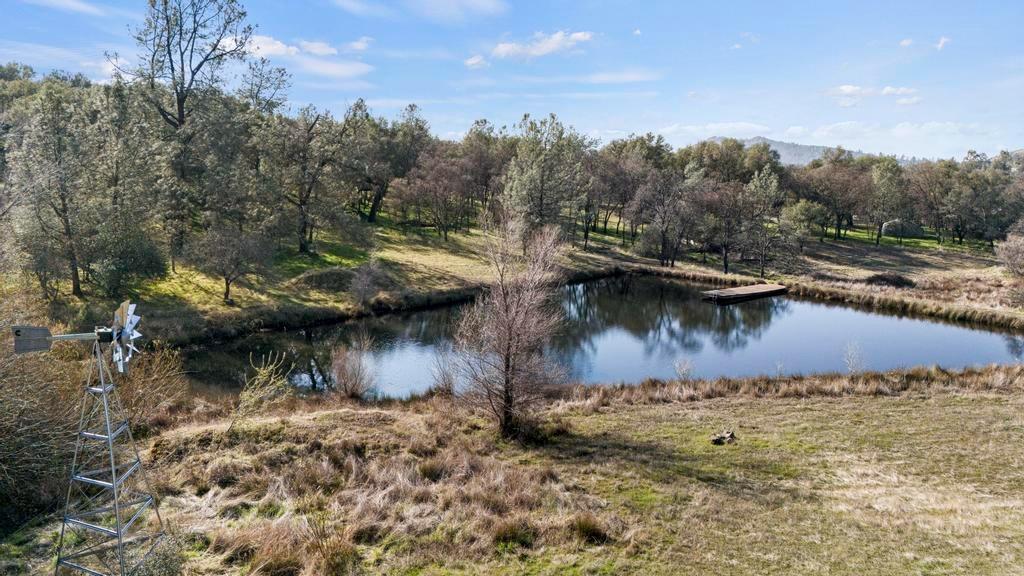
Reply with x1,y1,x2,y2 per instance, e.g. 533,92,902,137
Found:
9,300,163,576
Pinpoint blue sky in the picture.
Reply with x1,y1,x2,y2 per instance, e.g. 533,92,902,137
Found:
4,0,1023,158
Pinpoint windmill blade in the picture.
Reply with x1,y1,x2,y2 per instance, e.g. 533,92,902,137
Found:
11,326,52,354
124,314,141,335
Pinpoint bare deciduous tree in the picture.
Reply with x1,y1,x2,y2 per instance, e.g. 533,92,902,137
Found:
403,142,468,240
453,218,565,437
127,0,252,130
189,223,271,302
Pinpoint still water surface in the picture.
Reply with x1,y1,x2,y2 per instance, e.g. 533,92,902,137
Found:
189,275,1024,398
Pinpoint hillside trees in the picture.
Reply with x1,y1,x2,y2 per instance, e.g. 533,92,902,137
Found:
502,114,590,237
346,102,431,223
745,168,786,277
127,0,254,269
800,148,869,240
264,106,350,253
10,80,91,297
868,156,908,244
781,199,829,252
635,167,692,266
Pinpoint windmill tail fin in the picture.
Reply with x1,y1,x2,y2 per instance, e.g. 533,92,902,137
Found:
11,326,53,354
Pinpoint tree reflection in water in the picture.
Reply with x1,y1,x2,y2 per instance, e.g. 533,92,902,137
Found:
551,275,791,380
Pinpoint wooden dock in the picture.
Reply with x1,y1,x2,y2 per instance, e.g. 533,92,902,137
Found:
701,284,788,305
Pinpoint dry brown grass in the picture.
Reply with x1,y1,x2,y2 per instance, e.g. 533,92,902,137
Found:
144,402,610,574
564,364,1024,408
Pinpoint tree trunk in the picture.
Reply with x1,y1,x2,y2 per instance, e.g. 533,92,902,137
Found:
224,278,232,302
57,197,83,298
298,206,311,253
367,184,388,223
722,245,729,274
834,213,842,240
876,222,883,245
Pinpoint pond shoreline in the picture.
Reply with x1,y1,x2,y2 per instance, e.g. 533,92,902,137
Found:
170,260,1024,352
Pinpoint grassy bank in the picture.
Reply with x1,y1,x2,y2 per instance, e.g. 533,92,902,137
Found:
6,365,1024,575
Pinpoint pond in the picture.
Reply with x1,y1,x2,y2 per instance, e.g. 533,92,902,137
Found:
187,275,1024,398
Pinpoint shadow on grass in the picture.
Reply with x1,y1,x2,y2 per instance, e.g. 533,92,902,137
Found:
536,427,813,507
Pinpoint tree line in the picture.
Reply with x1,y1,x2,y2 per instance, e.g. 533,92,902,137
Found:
2,0,1023,305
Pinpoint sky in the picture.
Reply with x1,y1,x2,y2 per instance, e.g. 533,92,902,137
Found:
3,0,1023,159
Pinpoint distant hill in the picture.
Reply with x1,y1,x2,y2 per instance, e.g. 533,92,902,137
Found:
709,136,870,166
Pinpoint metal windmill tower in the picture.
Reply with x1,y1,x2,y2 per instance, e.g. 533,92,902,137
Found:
12,301,164,576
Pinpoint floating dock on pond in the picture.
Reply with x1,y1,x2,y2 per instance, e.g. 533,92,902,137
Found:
701,284,788,305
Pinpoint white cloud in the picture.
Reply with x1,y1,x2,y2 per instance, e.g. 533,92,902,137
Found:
299,40,338,56
881,86,917,95
294,55,374,79
935,36,951,50
633,29,642,36
836,97,859,108
251,35,299,57
831,84,870,96
731,43,743,50
785,126,808,137
20,0,103,15
492,31,594,59
345,36,374,52
896,96,923,105
405,0,506,23
740,32,760,44
248,35,373,80
899,38,913,47
332,0,396,17
464,54,488,69
660,121,771,139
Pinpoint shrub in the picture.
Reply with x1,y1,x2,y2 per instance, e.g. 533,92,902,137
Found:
230,353,292,431
997,234,1024,277
330,332,375,399
88,220,167,297
0,335,80,532
133,535,186,576
349,259,390,305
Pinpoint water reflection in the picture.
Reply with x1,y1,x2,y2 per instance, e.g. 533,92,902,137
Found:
552,277,792,380
187,274,1021,398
